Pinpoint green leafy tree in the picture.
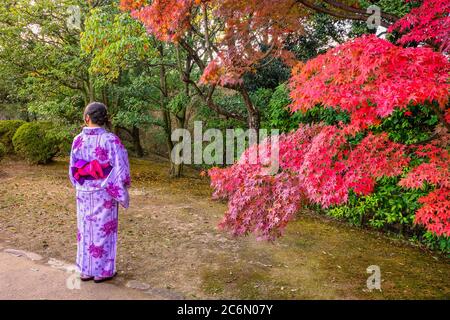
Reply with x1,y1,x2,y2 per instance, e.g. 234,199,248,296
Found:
0,0,117,128
82,5,197,174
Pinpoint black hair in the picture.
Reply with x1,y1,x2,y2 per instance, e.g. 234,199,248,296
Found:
84,102,109,126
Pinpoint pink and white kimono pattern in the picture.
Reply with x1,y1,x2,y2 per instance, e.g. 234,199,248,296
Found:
69,127,131,277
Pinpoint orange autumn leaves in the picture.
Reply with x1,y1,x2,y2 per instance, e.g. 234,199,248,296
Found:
121,0,192,42
120,0,305,85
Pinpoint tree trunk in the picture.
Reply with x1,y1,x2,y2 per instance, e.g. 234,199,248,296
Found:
158,45,184,178
82,77,96,104
101,87,109,107
170,161,184,178
240,86,261,136
165,125,184,178
88,78,95,102
131,126,144,158
248,108,261,133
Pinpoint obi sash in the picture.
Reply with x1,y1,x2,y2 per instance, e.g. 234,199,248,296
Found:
71,159,113,185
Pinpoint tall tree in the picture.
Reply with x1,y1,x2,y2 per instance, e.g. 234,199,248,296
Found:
82,5,198,175
0,1,87,104
0,0,119,125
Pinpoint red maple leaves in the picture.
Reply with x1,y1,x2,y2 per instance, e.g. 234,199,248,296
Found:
389,0,450,53
209,125,410,240
289,35,450,134
400,141,450,236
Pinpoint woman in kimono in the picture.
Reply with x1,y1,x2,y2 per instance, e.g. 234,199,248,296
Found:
69,102,131,283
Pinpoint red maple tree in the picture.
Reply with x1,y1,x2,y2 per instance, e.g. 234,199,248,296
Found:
118,0,450,238
208,1,449,239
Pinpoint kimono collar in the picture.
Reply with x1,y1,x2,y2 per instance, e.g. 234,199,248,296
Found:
82,127,106,136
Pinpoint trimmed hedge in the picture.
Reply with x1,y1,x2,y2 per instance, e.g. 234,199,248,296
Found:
0,120,26,152
12,122,59,164
45,125,74,156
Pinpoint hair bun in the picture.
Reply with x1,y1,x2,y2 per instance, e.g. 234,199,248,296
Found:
85,102,109,126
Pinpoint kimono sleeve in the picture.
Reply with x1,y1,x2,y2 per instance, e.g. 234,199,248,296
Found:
68,135,81,187
100,134,131,208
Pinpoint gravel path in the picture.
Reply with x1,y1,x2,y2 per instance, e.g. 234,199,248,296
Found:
0,246,156,300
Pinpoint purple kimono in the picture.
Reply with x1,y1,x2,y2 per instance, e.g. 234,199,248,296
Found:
69,127,131,277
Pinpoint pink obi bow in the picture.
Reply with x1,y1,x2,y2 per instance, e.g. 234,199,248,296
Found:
72,159,112,185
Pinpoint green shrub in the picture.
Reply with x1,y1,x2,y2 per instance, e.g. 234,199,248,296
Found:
264,84,297,132
12,122,59,164
325,177,450,254
264,84,350,132
372,104,439,145
327,178,428,231
422,232,450,256
45,125,75,156
0,142,6,161
0,120,26,152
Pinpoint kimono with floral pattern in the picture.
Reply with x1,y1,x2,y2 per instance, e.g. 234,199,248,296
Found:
69,127,131,277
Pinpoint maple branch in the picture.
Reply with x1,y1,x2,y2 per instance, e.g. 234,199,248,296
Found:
258,55,278,69
187,78,246,121
413,131,441,146
322,0,399,22
296,0,392,28
175,40,244,121
202,4,213,61
178,38,206,71
239,84,260,126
